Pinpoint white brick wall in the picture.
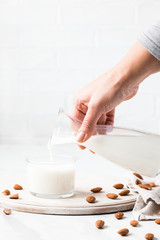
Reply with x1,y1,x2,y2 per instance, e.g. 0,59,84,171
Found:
0,0,160,143
59,3,135,25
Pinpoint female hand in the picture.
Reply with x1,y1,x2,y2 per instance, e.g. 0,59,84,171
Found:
72,42,160,143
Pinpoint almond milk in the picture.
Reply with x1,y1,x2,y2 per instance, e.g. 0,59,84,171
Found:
52,133,160,177
27,159,75,198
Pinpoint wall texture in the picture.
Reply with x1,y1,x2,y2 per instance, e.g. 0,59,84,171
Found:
0,0,160,143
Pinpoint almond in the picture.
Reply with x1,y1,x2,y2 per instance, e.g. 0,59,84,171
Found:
155,219,160,224
119,189,130,196
2,189,10,195
14,184,23,190
135,179,142,185
115,212,124,219
95,220,105,229
89,149,95,154
3,208,12,215
10,193,19,199
130,220,139,227
133,172,143,180
113,183,124,189
106,193,118,199
86,196,96,203
147,182,156,188
90,187,102,193
117,228,129,236
159,211,160,215
139,184,152,190
145,233,154,240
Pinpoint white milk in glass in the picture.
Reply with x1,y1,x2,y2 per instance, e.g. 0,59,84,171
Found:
27,141,75,198
52,133,160,177
28,161,75,198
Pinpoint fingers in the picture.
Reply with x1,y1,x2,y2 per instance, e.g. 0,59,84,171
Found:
76,101,88,114
96,110,115,135
105,109,115,125
97,114,107,135
97,114,106,125
72,105,85,122
72,100,115,144
76,105,101,143
71,99,86,134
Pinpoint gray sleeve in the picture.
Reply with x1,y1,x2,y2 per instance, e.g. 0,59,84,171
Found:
138,19,160,61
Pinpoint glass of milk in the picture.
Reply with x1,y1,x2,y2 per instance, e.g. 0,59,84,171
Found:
27,155,75,199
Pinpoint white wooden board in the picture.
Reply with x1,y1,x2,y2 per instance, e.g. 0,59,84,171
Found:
0,174,138,215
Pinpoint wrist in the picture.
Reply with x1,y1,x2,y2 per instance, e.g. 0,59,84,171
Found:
113,42,160,87
107,64,139,103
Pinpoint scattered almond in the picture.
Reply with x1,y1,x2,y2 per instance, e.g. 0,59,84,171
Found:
145,233,154,240
14,184,23,190
135,179,142,185
119,189,130,196
106,193,118,199
113,183,124,189
9,193,19,199
133,172,143,180
139,184,152,190
95,220,105,229
155,219,160,224
89,150,95,154
90,187,102,193
117,228,129,236
147,182,156,188
3,208,12,215
2,189,10,195
86,196,96,203
115,212,124,219
130,220,139,227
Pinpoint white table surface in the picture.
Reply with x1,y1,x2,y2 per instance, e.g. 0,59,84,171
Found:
0,144,159,240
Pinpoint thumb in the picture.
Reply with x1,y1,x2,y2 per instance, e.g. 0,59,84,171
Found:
76,105,101,143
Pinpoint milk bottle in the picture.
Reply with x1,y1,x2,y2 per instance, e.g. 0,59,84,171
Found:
51,110,160,177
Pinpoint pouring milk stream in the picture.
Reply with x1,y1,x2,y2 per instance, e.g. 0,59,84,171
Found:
49,109,160,177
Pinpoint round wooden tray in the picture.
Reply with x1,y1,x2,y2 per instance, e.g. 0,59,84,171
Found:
0,174,137,215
